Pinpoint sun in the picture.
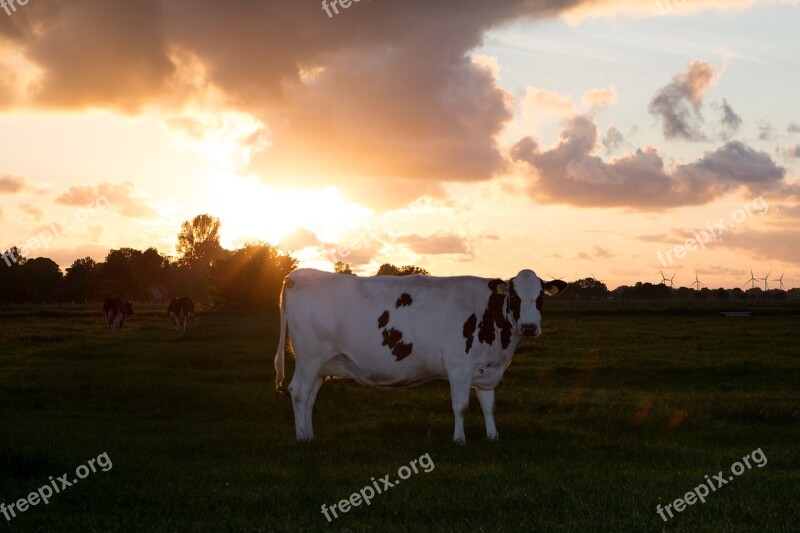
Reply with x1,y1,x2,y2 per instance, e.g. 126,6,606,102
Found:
207,171,372,250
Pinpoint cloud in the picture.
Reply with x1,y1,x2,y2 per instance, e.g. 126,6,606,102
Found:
577,245,615,260
511,115,786,209
55,181,158,218
396,232,472,256
19,202,44,221
602,125,626,154
757,119,774,140
278,227,321,251
788,122,800,134
0,1,787,208
648,60,717,141
718,229,800,264
0,174,26,193
783,145,800,159
718,99,742,140
581,86,617,112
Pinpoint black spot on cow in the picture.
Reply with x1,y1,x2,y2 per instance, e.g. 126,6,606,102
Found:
378,310,390,329
392,341,413,360
462,313,477,354
382,328,402,348
478,278,514,349
396,293,413,308
380,327,413,360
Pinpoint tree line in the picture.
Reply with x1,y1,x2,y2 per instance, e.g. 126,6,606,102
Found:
0,214,430,308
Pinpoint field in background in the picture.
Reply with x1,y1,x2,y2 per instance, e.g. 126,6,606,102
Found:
1,303,798,532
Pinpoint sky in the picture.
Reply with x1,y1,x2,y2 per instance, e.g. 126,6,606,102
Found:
1,0,799,289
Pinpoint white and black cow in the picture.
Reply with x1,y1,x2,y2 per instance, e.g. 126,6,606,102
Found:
168,297,195,331
103,297,134,332
274,268,567,444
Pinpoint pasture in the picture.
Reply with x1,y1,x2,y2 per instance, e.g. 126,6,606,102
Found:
0,303,798,532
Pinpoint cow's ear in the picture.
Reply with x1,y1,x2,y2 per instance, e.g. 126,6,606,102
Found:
543,279,568,296
488,279,508,295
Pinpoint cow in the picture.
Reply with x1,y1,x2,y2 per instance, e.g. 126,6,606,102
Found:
103,297,134,332
274,268,567,444
168,297,195,331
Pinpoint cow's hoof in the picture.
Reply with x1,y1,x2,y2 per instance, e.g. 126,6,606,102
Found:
487,433,499,441
453,437,466,446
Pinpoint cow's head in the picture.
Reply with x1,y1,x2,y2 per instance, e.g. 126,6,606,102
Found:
124,301,134,316
504,269,567,337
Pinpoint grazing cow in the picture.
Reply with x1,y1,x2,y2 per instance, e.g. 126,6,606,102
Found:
168,297,195,331
274,268,567,444
103,297,134,332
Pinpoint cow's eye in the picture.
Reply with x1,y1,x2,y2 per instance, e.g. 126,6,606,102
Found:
536,293,544,311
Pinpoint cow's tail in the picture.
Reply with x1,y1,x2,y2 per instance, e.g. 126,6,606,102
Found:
274,278,288,395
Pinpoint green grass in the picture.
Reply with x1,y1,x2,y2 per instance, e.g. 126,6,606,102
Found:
0,304,798,532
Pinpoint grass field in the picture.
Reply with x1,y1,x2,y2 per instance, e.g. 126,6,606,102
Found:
1,303,798,532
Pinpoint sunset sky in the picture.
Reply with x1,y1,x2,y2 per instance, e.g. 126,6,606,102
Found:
1,0,799,288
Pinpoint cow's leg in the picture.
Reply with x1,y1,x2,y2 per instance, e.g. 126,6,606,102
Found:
476,388,499,441
288,359,327,442
304,377,324,440
170,312,178,330
448,375,471,445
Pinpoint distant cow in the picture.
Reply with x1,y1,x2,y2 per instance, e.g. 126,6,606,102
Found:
275,268,567,444
103,297,134,332
168,297,195,331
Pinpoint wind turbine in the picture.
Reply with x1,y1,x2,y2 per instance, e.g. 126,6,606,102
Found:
691,271,705,291
659,269,669,286
778,271,786,290
761,270,771,291
744,267,758,289
589,272,606,285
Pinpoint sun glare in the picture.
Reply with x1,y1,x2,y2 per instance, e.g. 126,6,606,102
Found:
207,172,372,250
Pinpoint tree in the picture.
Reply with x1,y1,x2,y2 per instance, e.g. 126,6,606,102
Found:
175,215,225,302
567,278,609,300
62,257,98,302
211,243,297,308
21,257,62,302
376,263,430,276
176,214,223,267
0,247,26,303
101,248,148,299
334,262,355,275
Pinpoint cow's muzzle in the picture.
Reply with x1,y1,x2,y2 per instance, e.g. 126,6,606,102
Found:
520,323,539,337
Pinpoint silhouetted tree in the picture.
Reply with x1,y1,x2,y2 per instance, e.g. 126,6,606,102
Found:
62,257,98,302
21,257,62,302
376,263,429,276
176,215,224,301
176,214,223,267
211,243,297,308
0,247,25,303
334,262,355,275
567,278,609,299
